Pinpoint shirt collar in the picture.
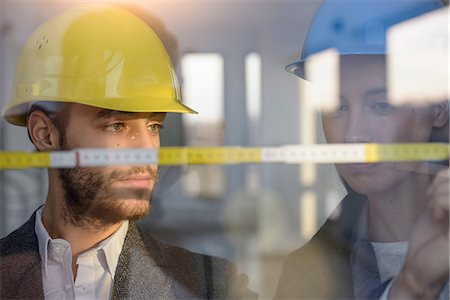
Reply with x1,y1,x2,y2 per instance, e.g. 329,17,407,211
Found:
94,220,128,277
35,206,51,276
34,206,129,278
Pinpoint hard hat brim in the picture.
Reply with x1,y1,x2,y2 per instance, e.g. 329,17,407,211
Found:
285,61,305,78
2,98,198,127
285,52,386,79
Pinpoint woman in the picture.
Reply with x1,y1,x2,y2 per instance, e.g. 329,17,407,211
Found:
275,1,449,298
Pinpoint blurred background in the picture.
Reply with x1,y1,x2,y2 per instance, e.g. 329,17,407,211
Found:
1,0,446,298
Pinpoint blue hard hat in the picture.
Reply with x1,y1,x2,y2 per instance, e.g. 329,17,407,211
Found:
287,0,447,77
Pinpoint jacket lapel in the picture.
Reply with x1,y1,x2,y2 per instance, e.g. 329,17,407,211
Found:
112,222,175,299
112,222,210,299
0,212,44,299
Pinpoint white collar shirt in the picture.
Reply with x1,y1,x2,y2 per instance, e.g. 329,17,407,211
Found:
34,206,129,300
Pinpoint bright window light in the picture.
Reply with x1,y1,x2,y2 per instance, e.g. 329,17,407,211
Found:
181,53,224,127
300,191,317,240
245,52,261,122
387,7,449,105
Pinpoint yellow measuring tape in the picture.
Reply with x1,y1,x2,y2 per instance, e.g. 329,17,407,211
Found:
0,143,449,170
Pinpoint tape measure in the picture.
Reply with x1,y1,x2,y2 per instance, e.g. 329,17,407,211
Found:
0,143,448,170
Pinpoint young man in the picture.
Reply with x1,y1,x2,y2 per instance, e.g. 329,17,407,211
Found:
275,0,449,299
0,6,255,299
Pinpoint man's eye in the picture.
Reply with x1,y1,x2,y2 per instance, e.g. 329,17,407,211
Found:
106,122,126,132
148,123,163,133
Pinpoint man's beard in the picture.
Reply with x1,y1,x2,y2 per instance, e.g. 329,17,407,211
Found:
57,134,158,228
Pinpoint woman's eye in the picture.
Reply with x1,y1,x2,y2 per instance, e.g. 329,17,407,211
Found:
328,103,348,114
372,101,393,113
148,123,163,133
336,104,348,112
106,122,126,132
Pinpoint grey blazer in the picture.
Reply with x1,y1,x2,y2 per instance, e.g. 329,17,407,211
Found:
0,213,257,299
274,193,390,300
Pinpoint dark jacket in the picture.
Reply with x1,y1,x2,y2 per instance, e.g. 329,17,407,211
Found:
0,213,257,299
274,193,389,300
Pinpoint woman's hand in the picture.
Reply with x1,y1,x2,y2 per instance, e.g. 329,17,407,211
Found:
390,168,449,299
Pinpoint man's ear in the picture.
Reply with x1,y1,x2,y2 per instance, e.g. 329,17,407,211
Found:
27,110,61,151
432,101,449,128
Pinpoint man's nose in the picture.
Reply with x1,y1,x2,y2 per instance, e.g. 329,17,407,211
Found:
344,112,372,143
130,126,159,149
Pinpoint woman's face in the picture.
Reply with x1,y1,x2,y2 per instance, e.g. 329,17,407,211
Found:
321,55,438,196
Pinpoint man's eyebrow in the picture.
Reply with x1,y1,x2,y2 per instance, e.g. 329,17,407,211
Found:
95,110,165,120
95,110,133,119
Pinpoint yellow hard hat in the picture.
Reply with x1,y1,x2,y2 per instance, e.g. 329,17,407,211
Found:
2,5,197,126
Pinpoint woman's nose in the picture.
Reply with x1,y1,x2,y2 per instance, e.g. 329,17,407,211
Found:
344,112,372,143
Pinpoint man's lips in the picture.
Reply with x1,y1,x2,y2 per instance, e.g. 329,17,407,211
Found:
114,174,153,187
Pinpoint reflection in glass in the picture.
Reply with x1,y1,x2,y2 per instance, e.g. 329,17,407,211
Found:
180,53,225,199
388,6,449,106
